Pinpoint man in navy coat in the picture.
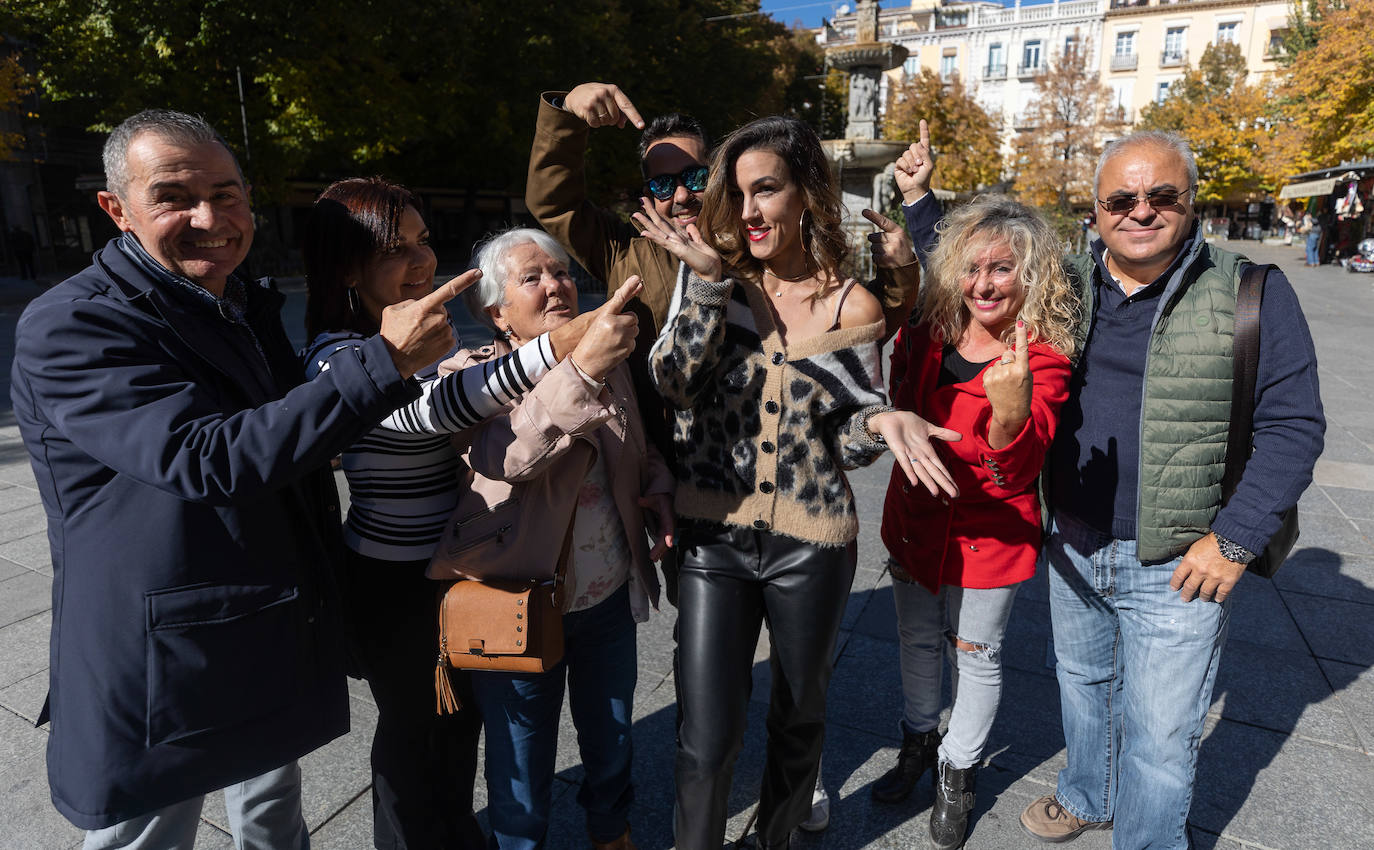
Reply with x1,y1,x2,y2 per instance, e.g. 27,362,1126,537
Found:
10,110,468,847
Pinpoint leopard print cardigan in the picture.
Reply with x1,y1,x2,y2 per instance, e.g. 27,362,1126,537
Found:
649,272,892,547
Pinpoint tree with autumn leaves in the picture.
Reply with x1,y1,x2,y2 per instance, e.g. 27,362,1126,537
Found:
1010,38,1125,216
1278,0,1374,172
1138,42,1281,201
0,53,26,161
884,67,1002,194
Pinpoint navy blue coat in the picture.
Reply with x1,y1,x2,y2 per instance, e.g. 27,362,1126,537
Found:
10,240,421,829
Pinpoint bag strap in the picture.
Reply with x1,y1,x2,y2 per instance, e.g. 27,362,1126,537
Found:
1220,263,1274,504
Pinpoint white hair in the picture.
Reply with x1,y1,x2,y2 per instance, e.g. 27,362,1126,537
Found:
464,228,571,334
1094,130,1199,197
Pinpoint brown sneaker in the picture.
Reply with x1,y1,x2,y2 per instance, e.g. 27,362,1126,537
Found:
1019,794,1112,843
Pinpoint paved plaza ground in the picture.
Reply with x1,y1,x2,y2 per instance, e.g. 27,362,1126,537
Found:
0,238,1370,848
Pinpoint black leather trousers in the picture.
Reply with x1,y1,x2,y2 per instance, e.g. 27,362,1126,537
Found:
672,520,858,849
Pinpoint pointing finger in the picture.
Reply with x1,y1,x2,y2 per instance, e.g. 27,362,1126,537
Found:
1014,320,1029,364
613,89,645,130
862,208,900,232
918,118,930,149
417,269,481,310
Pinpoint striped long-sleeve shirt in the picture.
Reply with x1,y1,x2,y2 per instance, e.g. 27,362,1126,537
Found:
303,329,556,561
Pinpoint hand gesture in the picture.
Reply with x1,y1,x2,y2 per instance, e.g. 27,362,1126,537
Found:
982,321,1032,447
569,276,643,381
564,83,645,130
894,120,935,205
864,208,916,269
1170,532,1246,603
379,270,481,378
867,410,962,498
632,197,723,282
638,492,676,561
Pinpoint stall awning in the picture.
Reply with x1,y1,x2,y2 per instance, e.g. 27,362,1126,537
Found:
1279,177,1339,199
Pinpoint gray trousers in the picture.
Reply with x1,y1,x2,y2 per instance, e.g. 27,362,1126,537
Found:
82,761,308,850
891,564,1020,770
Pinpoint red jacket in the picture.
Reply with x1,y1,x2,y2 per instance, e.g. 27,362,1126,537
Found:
881,323,1071,592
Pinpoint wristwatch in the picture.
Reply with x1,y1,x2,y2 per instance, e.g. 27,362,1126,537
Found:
1214,533,1256,565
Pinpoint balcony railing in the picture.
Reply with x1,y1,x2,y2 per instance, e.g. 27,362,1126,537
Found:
1110,53,1138,71
1017,62,1046,78
1160,49,1188,67
983,64,1008,80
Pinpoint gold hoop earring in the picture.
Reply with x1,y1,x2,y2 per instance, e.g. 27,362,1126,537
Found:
347,286,361,316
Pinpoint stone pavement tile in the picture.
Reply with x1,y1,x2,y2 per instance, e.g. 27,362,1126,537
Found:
848,581,898,644
345,675,374,708
191,820,235,848
0,531,52,574
1226,574,1307,653
1323,485,1374,520
0,483,40,515
0,702,47,773
308,792,375,849
1190,716,1374,849
0,670,49,726
1290,512,1373,558
826,632,906,744
0,555,25,582
0,460,37,491
1273,550,1374,606
1317,658,1374,754
0,572,52,629
1299,485,1341,517
1209,638,1359,748
1001,596,1057,678
1314,430,1374,465
635,601,677,678
202,694,378,835
0,754,85,849
0,504,47,545
0,610,50,689
1285,593,1374,667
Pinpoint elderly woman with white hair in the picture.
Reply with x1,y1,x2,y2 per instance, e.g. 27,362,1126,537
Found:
450,227,674,850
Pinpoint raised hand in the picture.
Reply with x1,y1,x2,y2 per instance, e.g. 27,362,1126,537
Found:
864,208,917,269
632,197,723,282
867,410,962,498
564,82,646,130
894,119,935,205
568,276,643,381
379,270,481,379
983,321,1032,448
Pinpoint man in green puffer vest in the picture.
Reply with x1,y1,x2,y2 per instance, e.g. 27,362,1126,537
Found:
1017,132,1325,849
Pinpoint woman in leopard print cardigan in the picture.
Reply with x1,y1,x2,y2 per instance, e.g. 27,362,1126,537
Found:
636,116,959,850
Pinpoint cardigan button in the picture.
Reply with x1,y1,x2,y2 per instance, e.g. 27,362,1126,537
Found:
761,441,775,453
771,352,785,366
941,498,950,506
753,519,769,530
903,485,910,494
759,481,775,494
765,400,779,414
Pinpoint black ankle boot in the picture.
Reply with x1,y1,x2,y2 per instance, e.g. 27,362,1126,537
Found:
870,728,941,803
929,761,977,849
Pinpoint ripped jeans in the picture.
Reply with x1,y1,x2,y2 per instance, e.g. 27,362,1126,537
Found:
890,562,1020,770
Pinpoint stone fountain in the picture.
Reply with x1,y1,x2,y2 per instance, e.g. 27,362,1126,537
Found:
821,0,911,266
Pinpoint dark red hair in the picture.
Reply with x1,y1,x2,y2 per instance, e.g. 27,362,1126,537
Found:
303,176,422,338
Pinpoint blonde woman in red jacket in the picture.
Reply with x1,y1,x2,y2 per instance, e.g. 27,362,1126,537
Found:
874,195,1080,849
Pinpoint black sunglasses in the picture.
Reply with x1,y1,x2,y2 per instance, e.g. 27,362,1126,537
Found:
1096,187,1196,215
645,165,709,201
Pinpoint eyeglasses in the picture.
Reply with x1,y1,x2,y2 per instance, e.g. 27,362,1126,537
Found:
1096,187,1196,215
644,165,709,201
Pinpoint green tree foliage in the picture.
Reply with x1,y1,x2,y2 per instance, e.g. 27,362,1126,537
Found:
0,53,27,160
1138,42,1281,198
1278,0,1374,169
0,0,816,201
884,68,1002,193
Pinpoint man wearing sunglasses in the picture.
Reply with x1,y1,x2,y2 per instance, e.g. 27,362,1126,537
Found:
1017,132,1324,848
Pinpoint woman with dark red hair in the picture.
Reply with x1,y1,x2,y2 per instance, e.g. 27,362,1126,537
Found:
300,177,595,849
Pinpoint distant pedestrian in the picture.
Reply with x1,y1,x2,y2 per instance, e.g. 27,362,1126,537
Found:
8,224,35,279
1300,210,1322,266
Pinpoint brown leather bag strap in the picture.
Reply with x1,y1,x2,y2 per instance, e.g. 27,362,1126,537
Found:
1220,263,1274,504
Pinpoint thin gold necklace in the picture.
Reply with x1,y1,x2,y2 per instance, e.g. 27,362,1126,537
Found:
765,267,813,297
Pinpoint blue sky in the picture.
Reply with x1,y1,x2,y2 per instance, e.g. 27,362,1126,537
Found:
759,0,1048,29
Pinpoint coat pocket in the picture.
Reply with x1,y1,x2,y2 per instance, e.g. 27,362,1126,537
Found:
144,583,301,747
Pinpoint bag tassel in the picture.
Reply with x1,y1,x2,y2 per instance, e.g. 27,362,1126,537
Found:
435,638,462,715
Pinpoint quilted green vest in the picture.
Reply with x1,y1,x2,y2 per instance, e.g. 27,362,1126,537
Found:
1062,243,1249,561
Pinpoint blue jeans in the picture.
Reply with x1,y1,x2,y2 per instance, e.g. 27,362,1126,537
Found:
470,582,637,849
1045,512,1231,850
82,761,308,850
1305,230,1321,264
890,564,1020,769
